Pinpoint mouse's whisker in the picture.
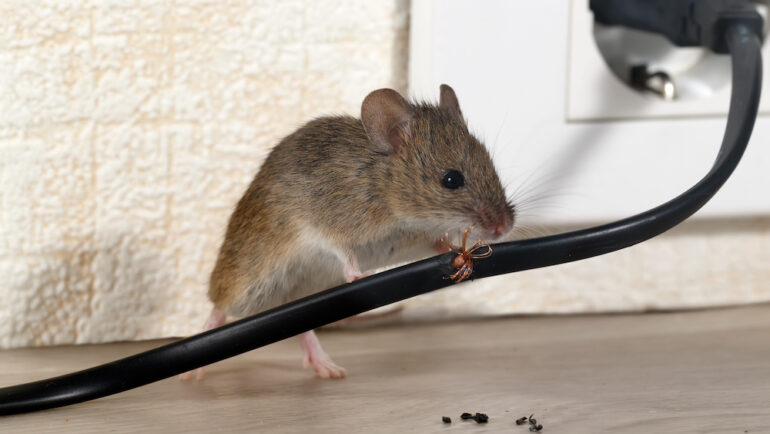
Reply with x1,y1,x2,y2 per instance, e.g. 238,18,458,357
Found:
510,222,553,240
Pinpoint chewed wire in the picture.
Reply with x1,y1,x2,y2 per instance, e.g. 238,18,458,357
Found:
442,226,493,283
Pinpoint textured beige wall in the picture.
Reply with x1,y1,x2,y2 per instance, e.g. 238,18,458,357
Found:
0,0,409,348
1,1,768,349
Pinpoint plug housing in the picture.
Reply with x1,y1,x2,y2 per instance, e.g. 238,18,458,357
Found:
590,0,764,53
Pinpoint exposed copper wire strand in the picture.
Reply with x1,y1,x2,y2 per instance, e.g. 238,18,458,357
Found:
442,226,492,283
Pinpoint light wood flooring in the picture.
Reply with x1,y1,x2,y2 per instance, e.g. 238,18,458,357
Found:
1,304,769,433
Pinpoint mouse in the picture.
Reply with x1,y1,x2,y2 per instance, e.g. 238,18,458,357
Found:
180,84,515,380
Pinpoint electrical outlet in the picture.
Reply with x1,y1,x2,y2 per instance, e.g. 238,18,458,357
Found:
567,0,770,121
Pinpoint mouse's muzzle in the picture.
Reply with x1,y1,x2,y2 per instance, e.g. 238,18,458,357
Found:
473,203,514,239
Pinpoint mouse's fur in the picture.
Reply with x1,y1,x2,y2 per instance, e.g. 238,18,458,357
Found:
208,85,514,318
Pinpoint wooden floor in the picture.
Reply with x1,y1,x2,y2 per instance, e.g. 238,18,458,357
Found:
1,304,769,433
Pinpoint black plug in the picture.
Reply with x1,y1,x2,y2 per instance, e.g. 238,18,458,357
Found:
590,0,764,53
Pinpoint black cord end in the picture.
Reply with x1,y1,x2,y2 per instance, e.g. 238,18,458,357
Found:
590,0,764,53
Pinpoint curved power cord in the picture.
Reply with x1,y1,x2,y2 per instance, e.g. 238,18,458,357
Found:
0,25,762,415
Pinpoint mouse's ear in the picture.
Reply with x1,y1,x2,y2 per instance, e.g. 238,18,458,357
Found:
439,84,463,118
361,88,413,154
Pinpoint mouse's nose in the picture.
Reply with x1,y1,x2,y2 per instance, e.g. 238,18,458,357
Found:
492,214,513,238
476,206,514,239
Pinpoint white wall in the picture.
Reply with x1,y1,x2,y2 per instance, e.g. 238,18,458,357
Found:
410,0,770,224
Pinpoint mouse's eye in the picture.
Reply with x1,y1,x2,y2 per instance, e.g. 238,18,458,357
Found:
441,169,465,189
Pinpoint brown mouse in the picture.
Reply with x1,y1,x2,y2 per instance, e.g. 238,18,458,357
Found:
181,84,514,380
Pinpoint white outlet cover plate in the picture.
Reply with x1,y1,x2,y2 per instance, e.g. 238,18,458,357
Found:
567,0,770,121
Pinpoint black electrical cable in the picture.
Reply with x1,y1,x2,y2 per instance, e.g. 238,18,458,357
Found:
0,24,762,416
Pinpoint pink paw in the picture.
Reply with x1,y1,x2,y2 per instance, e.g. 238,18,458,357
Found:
303,353,347,379
434,239,452,254
179,367,205,381
350,271,372,282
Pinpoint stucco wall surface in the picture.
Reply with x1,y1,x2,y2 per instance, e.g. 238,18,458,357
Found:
0,0,408,348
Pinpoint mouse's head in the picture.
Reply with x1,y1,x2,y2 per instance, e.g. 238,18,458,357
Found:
361,84,514,240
